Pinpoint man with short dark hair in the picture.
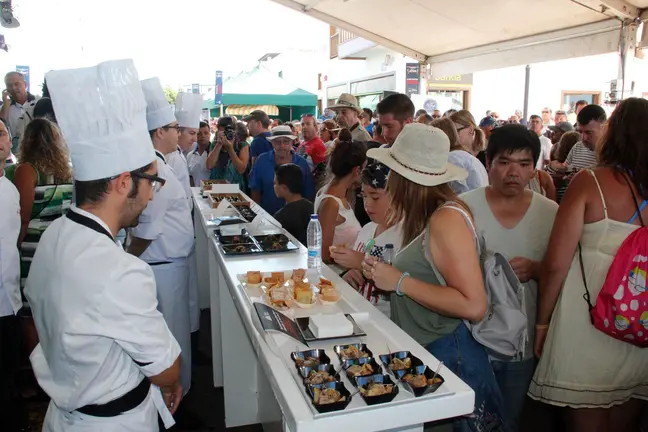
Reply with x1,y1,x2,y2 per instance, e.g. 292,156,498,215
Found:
245,110,272,167
273,163,314,245
574,100,588,115
462,124,557,432
362,108,374,135
375,93,415,147
566,104,606,170
187,121,212,186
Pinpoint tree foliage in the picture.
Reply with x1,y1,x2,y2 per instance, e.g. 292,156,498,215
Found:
164,86,179,105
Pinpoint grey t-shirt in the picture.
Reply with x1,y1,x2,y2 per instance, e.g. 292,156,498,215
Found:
461,187,558,361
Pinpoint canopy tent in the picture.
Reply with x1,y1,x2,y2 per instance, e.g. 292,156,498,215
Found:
269,0,648,77
226,105,280,116
204,65,317,119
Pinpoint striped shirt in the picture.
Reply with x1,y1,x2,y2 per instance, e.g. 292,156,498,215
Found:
565,142,597,170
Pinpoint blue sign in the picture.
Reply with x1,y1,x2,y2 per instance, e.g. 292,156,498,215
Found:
16,65,29,92
191,83,200,94
214,70,223,105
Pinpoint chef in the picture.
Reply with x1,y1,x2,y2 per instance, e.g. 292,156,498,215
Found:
168,91,202,347
128,76,195,396
0,116,28,430
167,91,203,211
24,59,182,431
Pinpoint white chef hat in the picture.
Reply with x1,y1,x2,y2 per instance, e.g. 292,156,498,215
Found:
46,59,155,182
175,92,203,129
141,77,176,130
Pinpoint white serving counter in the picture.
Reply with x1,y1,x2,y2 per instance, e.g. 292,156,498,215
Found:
192,186,475,432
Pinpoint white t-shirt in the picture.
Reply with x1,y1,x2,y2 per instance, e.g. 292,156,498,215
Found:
351,222,403,317
537,135,553,169
461,187,558,361
186,148,210,187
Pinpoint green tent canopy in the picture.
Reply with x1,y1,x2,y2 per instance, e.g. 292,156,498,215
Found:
204,65,317,119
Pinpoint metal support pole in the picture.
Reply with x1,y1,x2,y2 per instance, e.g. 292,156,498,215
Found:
219,104,223,117
523,65,530,122
613,20,640,104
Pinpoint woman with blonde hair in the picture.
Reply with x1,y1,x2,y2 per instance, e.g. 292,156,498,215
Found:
362,123,507,431
432,117,488,194
450,110,487,167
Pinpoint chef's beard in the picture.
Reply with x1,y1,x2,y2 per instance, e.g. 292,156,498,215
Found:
122,198,145,229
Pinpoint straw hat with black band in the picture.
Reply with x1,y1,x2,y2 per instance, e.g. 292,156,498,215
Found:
367,123,467,187
328,93,363,114
267,125,297,141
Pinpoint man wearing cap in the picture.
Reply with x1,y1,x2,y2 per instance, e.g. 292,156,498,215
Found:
168,92,203,211
245,109,273,167
548,121,574,145
128,77,196,399
249,125,315,214
329,93,371,143
479,116,497,141
25,60,182,431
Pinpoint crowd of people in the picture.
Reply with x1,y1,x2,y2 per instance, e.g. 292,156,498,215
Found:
0,61,647,432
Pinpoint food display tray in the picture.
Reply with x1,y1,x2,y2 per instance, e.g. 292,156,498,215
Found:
236,206,257,222
215,230,299,256
207,192,250,208
200,179,229,191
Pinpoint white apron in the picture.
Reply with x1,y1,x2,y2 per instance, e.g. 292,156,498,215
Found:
152,259,192,394
187,247,200,333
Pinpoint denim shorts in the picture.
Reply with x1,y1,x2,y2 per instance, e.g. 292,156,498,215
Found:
426,322,509,432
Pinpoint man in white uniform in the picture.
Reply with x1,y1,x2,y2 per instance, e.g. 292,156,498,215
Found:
0,117,28,431
128,77,195,396
168,91,202,348
25,60,182,431
167,91,202,211
186,120,212,186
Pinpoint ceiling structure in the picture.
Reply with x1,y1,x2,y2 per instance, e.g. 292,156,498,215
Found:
269,0,648,75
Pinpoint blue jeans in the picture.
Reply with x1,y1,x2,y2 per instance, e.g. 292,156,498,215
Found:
426,323,509,432
491,359,535,432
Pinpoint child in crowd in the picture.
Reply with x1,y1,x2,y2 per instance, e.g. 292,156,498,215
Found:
273,163,314,246
334,160,403,317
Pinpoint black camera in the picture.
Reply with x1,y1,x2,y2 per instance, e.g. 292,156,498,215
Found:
223,124,235,141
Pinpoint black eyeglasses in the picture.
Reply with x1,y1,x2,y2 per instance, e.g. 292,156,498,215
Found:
163,125,181,132
132,172,166,193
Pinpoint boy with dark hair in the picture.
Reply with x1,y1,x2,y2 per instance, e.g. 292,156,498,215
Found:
462,123,558,431
375,93,415,146
272,163,314,245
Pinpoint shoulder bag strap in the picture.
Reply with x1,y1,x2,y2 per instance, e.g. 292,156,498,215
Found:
620,170,645,227
578,243,595,324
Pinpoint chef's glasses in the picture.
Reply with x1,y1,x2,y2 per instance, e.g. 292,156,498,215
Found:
132,172,166,193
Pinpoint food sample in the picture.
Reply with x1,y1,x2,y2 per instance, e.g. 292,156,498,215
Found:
359,383,394,397
264,272,285,285
267,284,291,308
304,370,335,385
346,363,374,377
388,357,412,371
339,345,369,361
294,282,313,305
295,356,320,368
318,278,339,302
403,374,442,388
246,271,262,284
292,268,306,282
232,245,248,253
313,387,345,405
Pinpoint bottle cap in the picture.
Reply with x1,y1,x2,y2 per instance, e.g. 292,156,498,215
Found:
310,214,319,220
385,244,394,249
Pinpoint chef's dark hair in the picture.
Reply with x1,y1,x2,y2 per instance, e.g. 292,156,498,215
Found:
75,162,154,206
199,121,209,129
275,163,303,195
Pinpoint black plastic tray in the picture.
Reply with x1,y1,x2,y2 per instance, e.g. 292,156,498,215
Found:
290,349,331,370
300,364,340,386
355,374,400,405
306,381,352,414
399,365,445,397
334,343,373,362
254,234,299,253
379,351,424,378
236,206,257,222
342,357,383,381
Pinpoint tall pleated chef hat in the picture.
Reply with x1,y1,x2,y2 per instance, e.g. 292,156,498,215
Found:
46,59,155,181
141,77,176,131
174,92,203,129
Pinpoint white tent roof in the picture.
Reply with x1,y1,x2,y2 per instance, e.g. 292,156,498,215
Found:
270,0,647,75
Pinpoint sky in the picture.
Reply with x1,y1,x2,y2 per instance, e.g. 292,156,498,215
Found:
0,0,329,93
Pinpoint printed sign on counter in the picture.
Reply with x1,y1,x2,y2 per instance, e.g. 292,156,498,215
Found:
254,302,305,344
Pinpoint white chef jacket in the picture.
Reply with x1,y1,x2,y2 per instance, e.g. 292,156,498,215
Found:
0,174,22,317
166,147,193,211
25,205,180,430
186,147,210,187
131,151,194,263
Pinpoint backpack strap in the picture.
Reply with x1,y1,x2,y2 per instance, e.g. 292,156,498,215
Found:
578,243,595,325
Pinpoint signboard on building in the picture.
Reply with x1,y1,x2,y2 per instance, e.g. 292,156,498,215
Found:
16,65,29,92
191,83,200,94
405,63,421,97
214,70,223,105
429,73,473,89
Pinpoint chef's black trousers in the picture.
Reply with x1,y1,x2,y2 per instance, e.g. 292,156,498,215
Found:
0,314,28,431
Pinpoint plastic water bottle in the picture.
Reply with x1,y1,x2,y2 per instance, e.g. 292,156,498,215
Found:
307,214,322,270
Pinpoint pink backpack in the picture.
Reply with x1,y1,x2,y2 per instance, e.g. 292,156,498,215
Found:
580,174,648,347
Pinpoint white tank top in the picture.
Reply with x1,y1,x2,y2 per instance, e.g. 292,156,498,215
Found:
314,186,362,247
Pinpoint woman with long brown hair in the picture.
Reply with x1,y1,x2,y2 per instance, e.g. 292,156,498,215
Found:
450,110,487,167
530,98,648,431
432,117,488,194
361,123,507,431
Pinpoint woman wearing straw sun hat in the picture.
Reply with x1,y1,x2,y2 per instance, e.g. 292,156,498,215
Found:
361,123,507,431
